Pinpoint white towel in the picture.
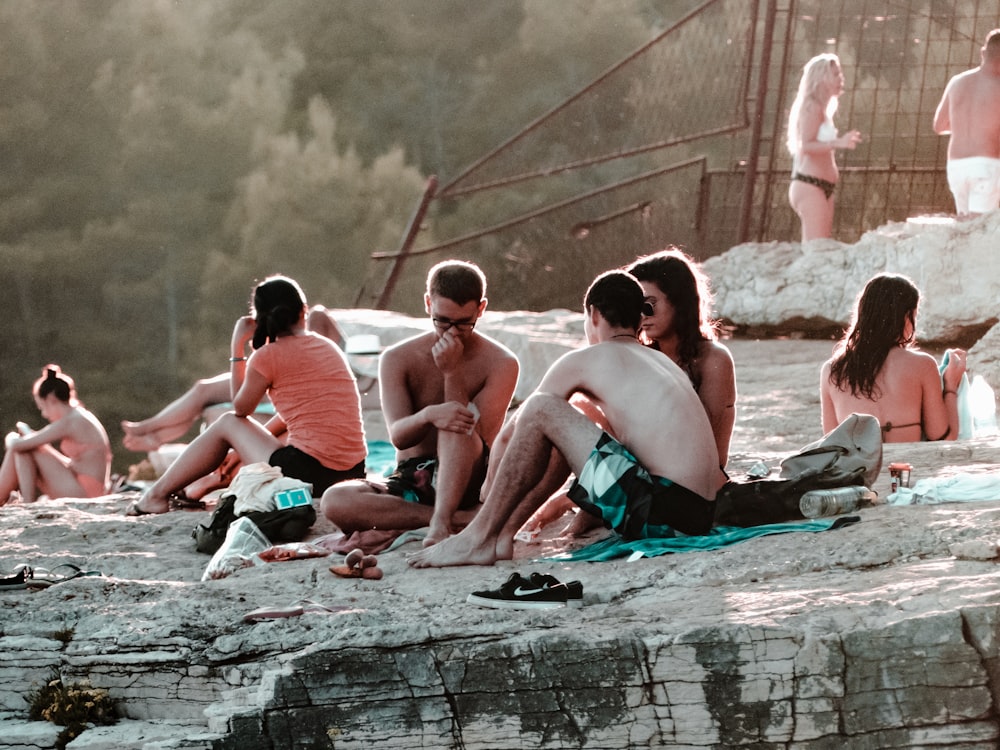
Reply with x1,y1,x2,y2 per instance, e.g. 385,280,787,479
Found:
226,462,313,515
888,473,1000,505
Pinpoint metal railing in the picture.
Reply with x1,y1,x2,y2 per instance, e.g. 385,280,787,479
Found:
367,0,999,311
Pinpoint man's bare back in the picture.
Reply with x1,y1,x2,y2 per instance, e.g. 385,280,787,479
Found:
540,340,723,499
934,66,1000,160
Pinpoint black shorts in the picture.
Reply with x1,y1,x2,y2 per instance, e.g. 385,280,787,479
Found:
269,445,365,495
383,453,487,511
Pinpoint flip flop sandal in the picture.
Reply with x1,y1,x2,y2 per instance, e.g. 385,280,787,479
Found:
110,475,143,494
27,564,104,589
329,565,384,580
0,565,32,591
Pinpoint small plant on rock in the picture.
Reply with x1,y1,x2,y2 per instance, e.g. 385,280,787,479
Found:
50,627,74,646
26,669,118,750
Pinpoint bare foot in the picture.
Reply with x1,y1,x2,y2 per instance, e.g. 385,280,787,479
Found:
125,491,171,516
183,471,227,501
422,521,452,548
562,510,602,537
121,419,151,436
407,533,499,568
122,432,163,452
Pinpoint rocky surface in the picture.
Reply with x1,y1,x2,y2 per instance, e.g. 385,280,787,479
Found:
705,212,1000,349
3,326,1000,748
5,210,1000,749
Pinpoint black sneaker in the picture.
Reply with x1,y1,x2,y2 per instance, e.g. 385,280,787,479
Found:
467,572,568,610
529,572,584,608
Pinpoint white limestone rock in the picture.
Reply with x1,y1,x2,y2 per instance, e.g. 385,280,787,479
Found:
705,212,1000,345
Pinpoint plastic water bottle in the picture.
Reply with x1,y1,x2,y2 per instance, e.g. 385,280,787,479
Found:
799,486,877,518
969,375,998,437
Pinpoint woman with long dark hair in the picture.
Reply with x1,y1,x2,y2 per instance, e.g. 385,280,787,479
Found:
627,248,736,465
515,248,736,539
1,365,111,504
127,275,366,514
821,273,966,442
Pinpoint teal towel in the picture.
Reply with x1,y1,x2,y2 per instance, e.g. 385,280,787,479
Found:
546,516,859,561
365,439,396,478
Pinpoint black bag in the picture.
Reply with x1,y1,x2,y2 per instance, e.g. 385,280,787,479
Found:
192,494,316,554
714,413,883,528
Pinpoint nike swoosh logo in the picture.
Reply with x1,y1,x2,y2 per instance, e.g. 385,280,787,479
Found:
512,586,545,597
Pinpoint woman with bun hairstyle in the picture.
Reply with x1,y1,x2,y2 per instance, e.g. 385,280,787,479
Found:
127,275,366,515
0,365,112,504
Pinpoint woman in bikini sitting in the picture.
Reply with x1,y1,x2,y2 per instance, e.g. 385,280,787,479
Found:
0,365,112,505
787,52,863,241
820,273,966,443
628,248,737,465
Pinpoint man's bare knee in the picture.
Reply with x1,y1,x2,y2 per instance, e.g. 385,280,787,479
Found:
320,480,370,520
516,393,582,435
518,392,568,422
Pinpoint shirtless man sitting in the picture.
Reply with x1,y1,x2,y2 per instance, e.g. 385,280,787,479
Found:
408,269,726,568
934,29,1000,217
320,260,519,547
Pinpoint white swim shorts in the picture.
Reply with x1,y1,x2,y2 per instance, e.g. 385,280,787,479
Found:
946,156,1000,215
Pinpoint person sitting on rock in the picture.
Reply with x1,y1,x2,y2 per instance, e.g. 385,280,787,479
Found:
127,275,366,515
515,247,738,539
320,259,519,547
821,273,966,442
408,270,726,568
628,248,737,466
1,365,112,504
121,305,346,453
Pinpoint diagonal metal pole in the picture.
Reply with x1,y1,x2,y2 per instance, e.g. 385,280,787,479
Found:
739,0,777,244
373,175,438,310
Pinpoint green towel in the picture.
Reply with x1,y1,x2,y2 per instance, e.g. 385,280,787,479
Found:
546,516,860,561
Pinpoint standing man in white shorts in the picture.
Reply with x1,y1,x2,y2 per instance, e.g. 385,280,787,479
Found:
934,29,1000,217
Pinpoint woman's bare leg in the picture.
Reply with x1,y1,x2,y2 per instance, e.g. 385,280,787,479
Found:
20,446,88,501
0,446,23,505
789,182,835,241
130,413,281,514
122,374,232,451
306,305,345,347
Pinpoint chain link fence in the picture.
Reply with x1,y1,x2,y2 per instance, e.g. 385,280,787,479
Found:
367,0,999,311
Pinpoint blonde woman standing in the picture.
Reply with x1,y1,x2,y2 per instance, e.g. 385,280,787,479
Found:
787,53,862,241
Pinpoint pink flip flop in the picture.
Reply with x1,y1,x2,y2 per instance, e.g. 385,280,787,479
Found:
242,599,355,623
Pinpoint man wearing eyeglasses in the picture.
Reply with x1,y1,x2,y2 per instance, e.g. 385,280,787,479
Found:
321,260,519,547
408,269,725,569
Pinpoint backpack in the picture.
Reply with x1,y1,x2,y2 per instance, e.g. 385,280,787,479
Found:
714,413,883,528
192,494,316,554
